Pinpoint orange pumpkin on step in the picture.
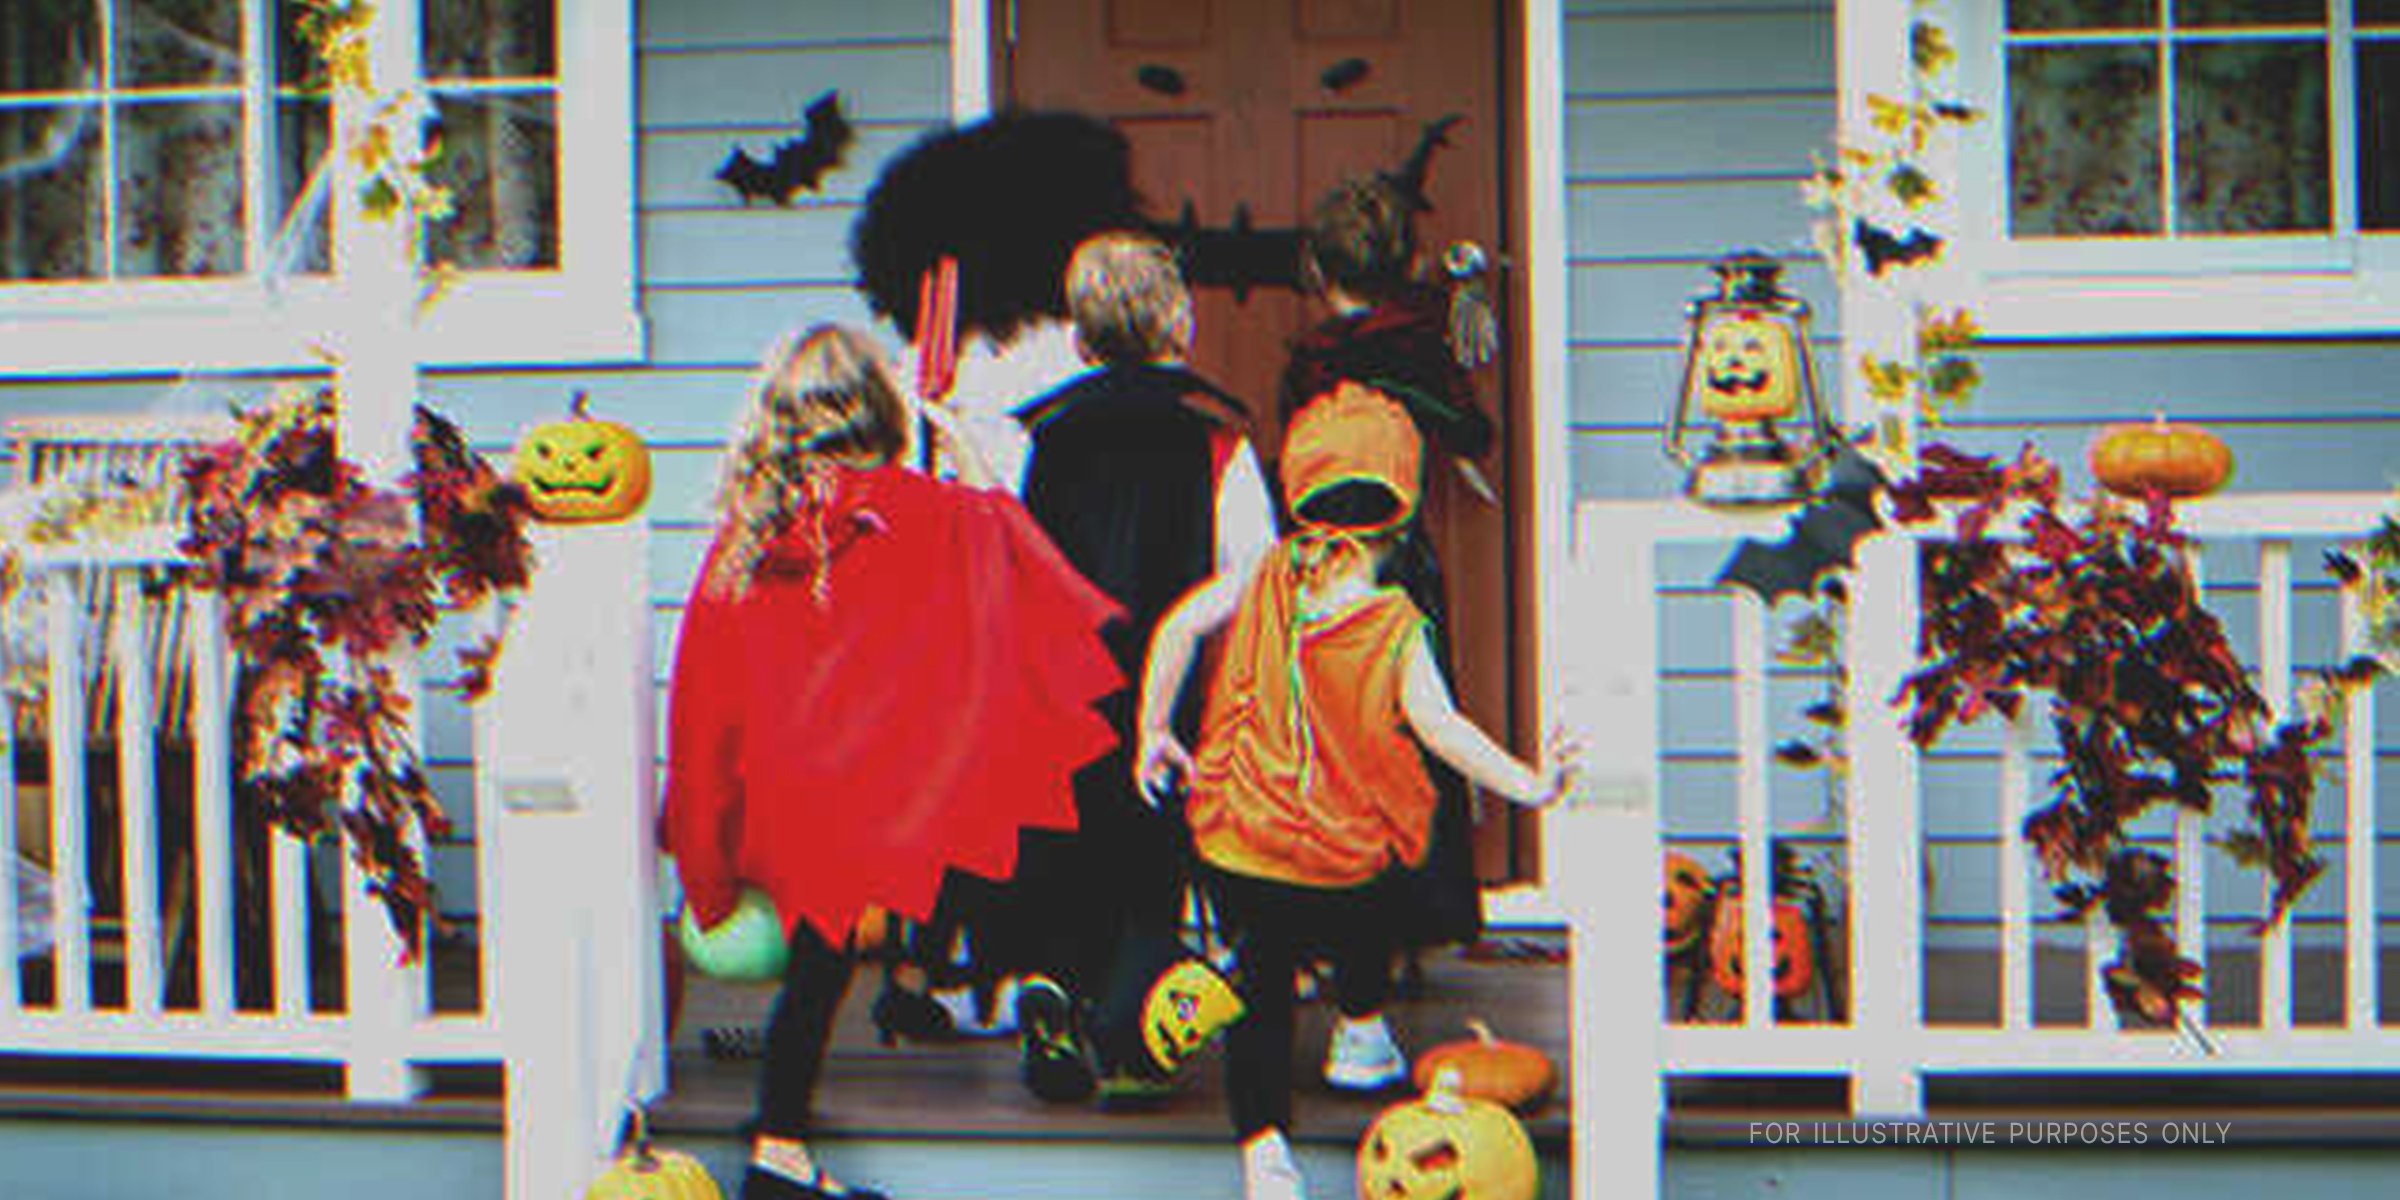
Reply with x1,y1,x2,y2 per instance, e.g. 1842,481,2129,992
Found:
1412,1019,1557,1113
2088,415,2232,499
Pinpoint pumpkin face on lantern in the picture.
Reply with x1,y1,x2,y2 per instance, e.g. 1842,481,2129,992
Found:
1140,958,1245,1073
1357,1069,1539,1200
1663,852,1714,958
1708,890,1815,1001
515,392,653,523
1692,308,1802,425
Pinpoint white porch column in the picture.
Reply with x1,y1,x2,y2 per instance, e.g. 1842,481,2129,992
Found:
1562,507,1664,1200
330,0,430,1102
488,522,665,1200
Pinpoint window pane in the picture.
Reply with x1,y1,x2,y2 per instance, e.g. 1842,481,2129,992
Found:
273,96,332,274
2363,43,2400,229
2173,0,2323,27
116,100,244,278
2174,42,2328,232
2009,0,2158,33
274,0,324,94
2010,45,2163,235
427,94,557,270
423,0,558,80
2359,1,2400,26
114,0,240,88
1,4,100,94
0,104,101,280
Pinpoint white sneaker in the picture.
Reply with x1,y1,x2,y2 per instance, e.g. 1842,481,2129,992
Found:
1323,1013,1408,1092
1242,1129,1310,1200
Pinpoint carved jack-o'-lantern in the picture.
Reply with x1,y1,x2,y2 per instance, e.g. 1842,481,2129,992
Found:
514,391,653,523
1357,1068,1539,1200
1708,888,1815,1000
1665,253,1835,506
1140,958,1245,1074
1663,851,1714,958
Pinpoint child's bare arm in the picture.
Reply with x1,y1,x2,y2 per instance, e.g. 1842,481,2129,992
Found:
1133,564,1249,801
1399,630,1576,807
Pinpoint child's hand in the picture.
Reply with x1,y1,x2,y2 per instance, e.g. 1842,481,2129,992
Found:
1530,726,1583,808
1134,728,1195,808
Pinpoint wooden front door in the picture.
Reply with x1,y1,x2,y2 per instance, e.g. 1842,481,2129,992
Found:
1001,0,1531,883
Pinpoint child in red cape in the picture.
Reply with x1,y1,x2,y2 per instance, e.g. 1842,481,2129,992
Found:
661,324,1122,1200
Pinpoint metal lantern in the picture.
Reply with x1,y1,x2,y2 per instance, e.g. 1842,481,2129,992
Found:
1665,253,1837,506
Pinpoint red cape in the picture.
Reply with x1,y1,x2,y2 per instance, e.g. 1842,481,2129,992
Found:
661,465,1121,944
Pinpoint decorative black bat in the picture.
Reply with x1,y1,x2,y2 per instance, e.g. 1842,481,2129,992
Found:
1144,202,1306,301
1383,113,1464,214
1854,218,1942,276
1715,445,1889,604
717,91,854,205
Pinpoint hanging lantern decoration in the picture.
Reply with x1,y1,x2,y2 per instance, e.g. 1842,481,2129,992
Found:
1665,252,1837,506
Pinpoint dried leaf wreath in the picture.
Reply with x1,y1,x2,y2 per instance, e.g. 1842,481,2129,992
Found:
180,390,534,958
1888,443,2332,1024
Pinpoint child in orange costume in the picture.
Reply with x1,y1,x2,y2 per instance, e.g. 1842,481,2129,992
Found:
1134,383,1574,1200
662,325,1121,1200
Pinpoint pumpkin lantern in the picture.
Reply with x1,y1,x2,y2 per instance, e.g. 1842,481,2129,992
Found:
1665,253,1837,505
1357,1067,1539,1200
2088,414,2233,500
515,391,654,523
1708,886,1815,1001
584,1110,723,1200
1140,957,1245,1075
1411,1019,1556,1114
1663,851,1713,958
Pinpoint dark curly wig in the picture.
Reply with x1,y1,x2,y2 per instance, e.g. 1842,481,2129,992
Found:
849,110,1145,345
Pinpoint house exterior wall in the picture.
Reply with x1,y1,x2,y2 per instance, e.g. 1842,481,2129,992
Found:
0,0,2389,972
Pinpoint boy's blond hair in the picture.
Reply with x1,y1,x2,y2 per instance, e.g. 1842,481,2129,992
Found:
1066,232,1193,366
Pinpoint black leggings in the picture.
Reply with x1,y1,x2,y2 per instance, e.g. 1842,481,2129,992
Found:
1206,868,1398,1139
753,919,858,1139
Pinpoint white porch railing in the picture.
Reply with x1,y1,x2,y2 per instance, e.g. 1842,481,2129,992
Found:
1562,491,2397,1197
0,513,659,1200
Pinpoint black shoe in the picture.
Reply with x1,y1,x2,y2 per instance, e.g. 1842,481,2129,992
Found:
870,982,955,1046
739,1165,891,1200
1016,975,1096,1103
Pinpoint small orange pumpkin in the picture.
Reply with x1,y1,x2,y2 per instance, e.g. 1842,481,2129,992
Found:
1412,1018,1557,1113
2088,415,2232,499
515,391,653,523
1708,889,1815,1001
1663,852,1713,957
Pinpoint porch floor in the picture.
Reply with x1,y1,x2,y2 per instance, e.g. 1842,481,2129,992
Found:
649,934,1575,1151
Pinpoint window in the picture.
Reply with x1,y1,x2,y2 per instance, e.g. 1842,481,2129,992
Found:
0,0,636,375
1959,0,2400,336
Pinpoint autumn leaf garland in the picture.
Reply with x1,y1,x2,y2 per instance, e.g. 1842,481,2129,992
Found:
1890,443,2332,1024
180,390,533,957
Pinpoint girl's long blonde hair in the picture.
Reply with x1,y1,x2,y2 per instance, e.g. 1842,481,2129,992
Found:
706,324,910,599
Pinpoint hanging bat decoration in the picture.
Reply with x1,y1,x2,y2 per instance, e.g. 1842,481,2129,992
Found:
1321,57,1371,92
1853,218,1942,276
1143,202,1306,301
1715,445,1890,604
716,91,854,206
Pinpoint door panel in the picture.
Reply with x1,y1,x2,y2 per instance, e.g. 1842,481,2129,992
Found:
1005,0,1527,883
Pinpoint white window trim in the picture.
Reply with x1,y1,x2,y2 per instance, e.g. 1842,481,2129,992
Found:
1952,0,2400,340
0,0,642,379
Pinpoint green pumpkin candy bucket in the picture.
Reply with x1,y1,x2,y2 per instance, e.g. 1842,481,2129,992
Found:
675,887,789,983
